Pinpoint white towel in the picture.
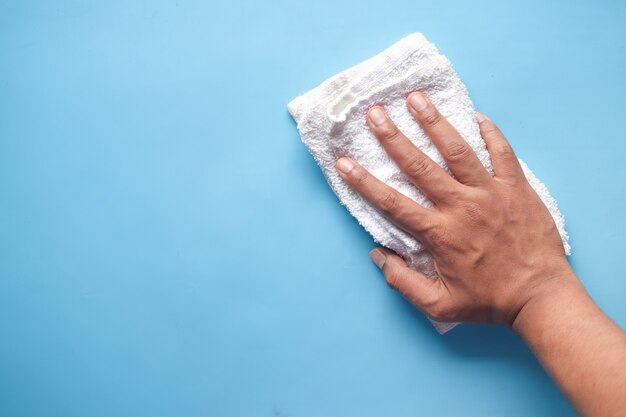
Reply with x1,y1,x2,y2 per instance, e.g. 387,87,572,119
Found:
288,33,570,333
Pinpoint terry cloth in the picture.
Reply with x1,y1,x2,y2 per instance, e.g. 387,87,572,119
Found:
288,33,570,333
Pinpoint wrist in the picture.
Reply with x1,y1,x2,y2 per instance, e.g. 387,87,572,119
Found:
512,267,587,336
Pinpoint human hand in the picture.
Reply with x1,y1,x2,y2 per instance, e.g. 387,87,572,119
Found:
335,92,575,326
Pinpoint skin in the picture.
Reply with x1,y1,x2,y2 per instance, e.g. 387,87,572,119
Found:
335,92,626,417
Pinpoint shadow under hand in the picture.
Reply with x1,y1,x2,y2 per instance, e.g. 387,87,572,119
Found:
395,297,575,414
395,295,532,359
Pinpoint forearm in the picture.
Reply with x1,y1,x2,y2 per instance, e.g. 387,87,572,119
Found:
513,270,626,417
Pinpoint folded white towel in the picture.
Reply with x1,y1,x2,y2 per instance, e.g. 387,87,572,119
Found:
288,33,570,333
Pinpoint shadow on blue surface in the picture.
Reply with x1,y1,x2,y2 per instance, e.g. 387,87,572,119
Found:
398,299,532,358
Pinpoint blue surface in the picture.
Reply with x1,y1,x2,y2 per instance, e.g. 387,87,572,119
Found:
1,0,625,416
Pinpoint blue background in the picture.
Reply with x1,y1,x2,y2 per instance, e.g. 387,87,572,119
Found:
1,0,625,416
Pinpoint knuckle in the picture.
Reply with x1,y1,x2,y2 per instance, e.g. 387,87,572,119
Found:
444,142,471,162
353,168,369,186
461,200,485,221
456,190,493,224
377,190,399,214
446,187,466,204
423,222,448,245
405,154,432,177
426,301,450,322
494,143,516,159
379,127,403,144
480,121,501,136
420,109,442,128
408,214,439,238
385,271,400,290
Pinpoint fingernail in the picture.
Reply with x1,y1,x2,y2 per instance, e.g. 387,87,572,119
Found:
408,93,428,112
370,249,386,269
336,157,355,174
476,112,489,123
368,107,387,126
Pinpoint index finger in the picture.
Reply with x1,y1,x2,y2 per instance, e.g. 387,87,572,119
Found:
335,157,440,237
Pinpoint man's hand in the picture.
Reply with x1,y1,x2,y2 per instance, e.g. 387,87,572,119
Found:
335,92,626,417
335,92,572,326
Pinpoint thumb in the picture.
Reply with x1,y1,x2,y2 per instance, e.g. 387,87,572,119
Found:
370,248,443,313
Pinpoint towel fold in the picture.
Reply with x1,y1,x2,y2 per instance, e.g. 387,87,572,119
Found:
288,33,570,333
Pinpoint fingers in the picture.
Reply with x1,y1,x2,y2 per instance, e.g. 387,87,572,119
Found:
366,106,464,204
406,92,491,186
369,248,445,314
336,157,439,236
476,113,525,183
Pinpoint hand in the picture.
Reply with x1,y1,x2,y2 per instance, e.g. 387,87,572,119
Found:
334,92,626,416
335,92,575,326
